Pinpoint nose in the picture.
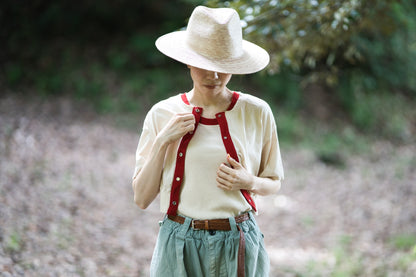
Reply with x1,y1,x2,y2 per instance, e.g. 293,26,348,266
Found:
207,71,219,80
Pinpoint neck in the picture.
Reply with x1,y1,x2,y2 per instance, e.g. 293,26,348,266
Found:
187,87,233,118
188,87,232,108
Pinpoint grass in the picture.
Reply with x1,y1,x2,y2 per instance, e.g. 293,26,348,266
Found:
53,218,75,250
331,235,364,277
390,234,416,251
286,234,416,276
397,246,416,272
274,108,373,168
389,234,416,273
4,231,24,253
278,234,366,277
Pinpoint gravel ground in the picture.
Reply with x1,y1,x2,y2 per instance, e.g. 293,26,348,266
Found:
1,94,415,276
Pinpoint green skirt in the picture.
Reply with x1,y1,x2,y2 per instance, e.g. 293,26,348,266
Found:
150,211,270,277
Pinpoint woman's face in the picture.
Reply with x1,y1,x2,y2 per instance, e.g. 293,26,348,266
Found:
188,66,232,95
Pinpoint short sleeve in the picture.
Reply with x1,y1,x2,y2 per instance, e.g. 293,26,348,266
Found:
258,105,284,181
132,111,157,179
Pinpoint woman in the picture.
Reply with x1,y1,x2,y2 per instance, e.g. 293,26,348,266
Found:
132,6,284,277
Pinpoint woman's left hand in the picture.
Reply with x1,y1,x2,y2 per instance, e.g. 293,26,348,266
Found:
216,155,254,191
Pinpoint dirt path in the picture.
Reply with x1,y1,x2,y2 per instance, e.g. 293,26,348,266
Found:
1,94,415,276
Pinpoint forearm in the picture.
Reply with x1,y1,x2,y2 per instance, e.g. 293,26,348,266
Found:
132,112,196,209
250,176,281,196
132,136,169,209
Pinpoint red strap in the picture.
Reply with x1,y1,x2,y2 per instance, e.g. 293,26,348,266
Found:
167,107,202,216
216,112,257,212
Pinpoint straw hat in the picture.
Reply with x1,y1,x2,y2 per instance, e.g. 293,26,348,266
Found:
155,6,270,74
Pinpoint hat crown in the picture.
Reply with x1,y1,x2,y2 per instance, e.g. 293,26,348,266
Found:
186,6,243,60
155,6,269,74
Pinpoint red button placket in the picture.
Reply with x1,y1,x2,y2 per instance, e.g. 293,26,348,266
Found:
167,106,202,216
216,112,257,212
167,92,257,216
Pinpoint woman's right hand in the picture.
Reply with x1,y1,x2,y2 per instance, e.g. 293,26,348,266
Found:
157,113,196,145
133,112,195,209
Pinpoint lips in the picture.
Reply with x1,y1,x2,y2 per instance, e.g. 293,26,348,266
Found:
203,83,221,89
204,85,217,89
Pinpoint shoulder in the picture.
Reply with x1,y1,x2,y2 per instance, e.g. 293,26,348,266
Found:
143,94,186,127
236,92,273,114
234,92,278,130
149,94,183,113
146,94,186,118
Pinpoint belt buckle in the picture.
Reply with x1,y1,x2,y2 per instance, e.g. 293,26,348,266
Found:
191,220,199,230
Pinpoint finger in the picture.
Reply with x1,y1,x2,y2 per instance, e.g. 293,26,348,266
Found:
183,116,196,124
185,123,195,133
175,117,195,125
177,113,195,121
164,119,194,141
174,116,195,132
217,182,231,191
172,113,194,123
217,167,236,184
176,112,194,116
227,154,240,168
216,176,232,190
182,119,195,131
182,119,196,130
218,163,233,175
216,169,229,181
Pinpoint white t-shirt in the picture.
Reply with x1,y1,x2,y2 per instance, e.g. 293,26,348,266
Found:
134,92,284,219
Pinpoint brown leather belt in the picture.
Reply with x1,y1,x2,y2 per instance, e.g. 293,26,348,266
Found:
167,213,249,277
168,213,249,230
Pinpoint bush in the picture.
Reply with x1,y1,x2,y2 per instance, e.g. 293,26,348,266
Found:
208,0,416,93
206,0,416,135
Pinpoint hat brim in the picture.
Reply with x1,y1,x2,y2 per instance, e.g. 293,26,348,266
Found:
155,31,270,75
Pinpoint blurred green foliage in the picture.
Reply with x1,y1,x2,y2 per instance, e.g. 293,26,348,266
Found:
208,0,416,136
0,0,415,142
0,0,200,112
207,0,416,92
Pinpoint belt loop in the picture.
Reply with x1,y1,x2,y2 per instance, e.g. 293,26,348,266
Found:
178,216,192,239
228,216,238,232
248,210,256,223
